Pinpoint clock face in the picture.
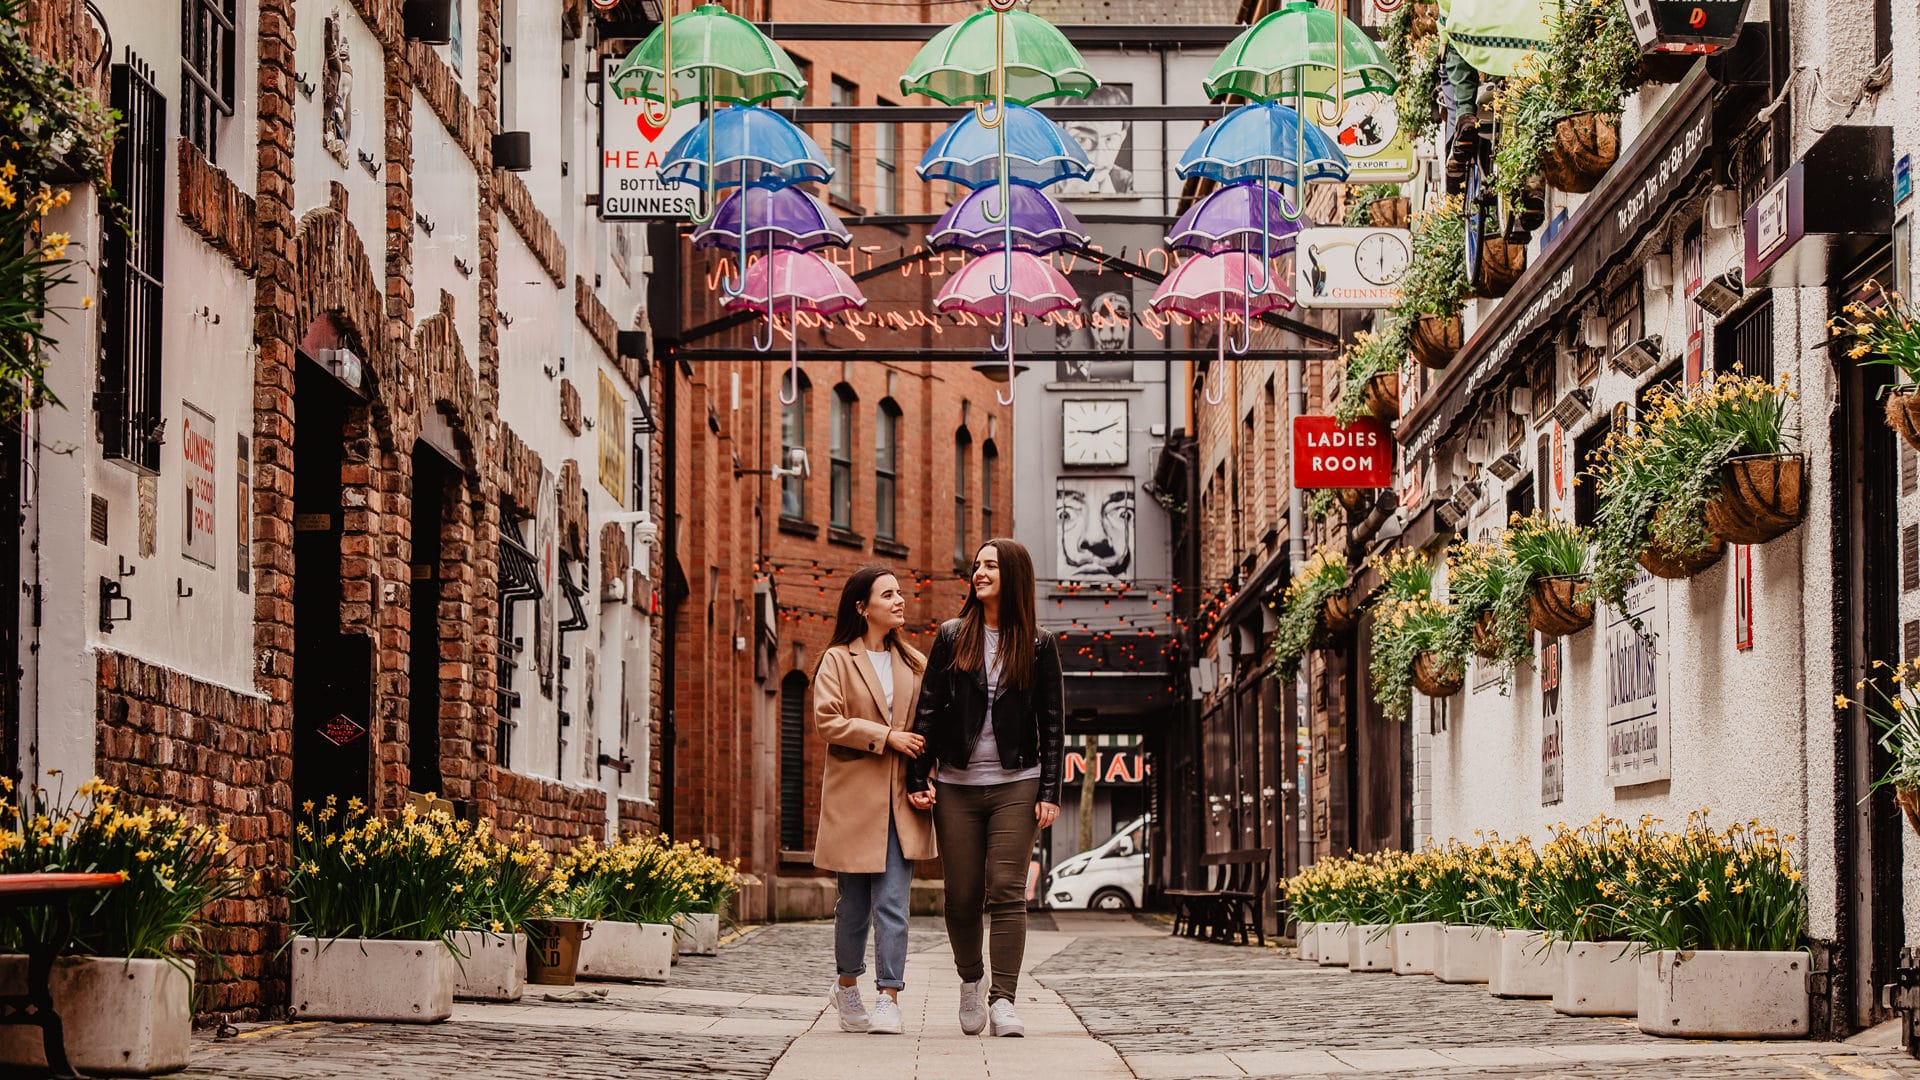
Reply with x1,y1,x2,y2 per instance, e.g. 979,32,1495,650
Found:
1062,400,1128,467
1354,231,1411,286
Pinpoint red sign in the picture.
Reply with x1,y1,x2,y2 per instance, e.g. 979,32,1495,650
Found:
1292,416,1394,489
318,714,367,748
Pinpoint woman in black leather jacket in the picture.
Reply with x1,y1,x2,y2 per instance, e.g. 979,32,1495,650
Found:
906,537,1064,1038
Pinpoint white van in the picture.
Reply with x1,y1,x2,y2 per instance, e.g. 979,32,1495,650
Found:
1045,815,1147,911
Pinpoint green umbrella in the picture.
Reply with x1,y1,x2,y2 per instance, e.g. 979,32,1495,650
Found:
611,4,807,107
1203,0,1398,105
900,6,1098,107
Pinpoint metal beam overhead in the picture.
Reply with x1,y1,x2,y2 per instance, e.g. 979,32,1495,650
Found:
673,349,1339,362
751,23,1249,45
769,104,1235,125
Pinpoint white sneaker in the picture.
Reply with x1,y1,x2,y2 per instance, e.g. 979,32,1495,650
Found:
868,993,903,1034
957,978,987,1035
988,997,1025,1037
830,981,870,1032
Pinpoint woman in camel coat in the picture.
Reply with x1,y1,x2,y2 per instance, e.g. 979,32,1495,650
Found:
813,565,936,1035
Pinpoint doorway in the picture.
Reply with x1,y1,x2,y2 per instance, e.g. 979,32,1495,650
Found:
408,444,451,797
0,419,19,785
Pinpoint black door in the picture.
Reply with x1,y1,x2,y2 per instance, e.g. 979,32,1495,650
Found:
407,445,448,796
0,420,19,784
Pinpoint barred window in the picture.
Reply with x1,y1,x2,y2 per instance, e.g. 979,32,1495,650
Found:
180,0,238,162
100,57,166,473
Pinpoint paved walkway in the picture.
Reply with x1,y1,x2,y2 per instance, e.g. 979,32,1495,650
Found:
182,914,1920,1079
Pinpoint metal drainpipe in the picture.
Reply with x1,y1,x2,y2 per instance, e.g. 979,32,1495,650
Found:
1287,344,1308,867
660,358,678,840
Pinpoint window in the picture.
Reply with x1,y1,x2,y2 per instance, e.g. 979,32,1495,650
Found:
829,78,855,207
874,106,898,215
954,429,971,565
181,0,238,162
1572,420,1611,528
100,59,167,473
1714,297,1774,382
875,400,900,540
780,373,810,520
981,440,998,540
830,384,856,531
779,671,809,851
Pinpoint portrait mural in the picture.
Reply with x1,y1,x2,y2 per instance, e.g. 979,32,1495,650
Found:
1056,476,1136,583
1052,84,1134,197
1053,269,1137,354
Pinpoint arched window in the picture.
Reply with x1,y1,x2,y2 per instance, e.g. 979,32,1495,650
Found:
780,372,811,521
954,428,972,566
875,399,901,541
830,384,857,531
981,439,999,541
780,670,810,851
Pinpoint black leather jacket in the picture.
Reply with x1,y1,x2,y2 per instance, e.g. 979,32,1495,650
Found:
908,618,1066,805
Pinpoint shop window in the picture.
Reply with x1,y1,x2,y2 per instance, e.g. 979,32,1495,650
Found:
779,670,809,851
1573,419,1611,528
1506,473,1535,521
181,0,238,162
100,58,167,473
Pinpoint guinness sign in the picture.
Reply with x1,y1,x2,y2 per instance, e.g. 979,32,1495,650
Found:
1622,0,1751,54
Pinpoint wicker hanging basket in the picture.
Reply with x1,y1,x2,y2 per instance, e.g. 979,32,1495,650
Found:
1411,651,1464,697
1885,389,1920,453
1900,786,1920,838
1411,314,1462,369
1411,2,1440,36
1703,454,1805,545
1336,487,1369,512
1528,575,1595,636
1540,112,1620,194
1638,535,1725,579
1474,235,1528,299
1470,610,1502,660
1369,196,1412,229
1364,371,1402,423
1323,589,1358,634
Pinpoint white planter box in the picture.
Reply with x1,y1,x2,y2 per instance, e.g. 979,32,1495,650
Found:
1295,920,1320,962
1437,925,1493,984
1554,940,1638,1017
1315,922,1350,966
1637,949,1810,1038
674,912,720,956
1347,925,1395,972
291,937,454,1022
1393,922,1442,976
0,956,192,1076
577,920,672,983
451,931,526,1002
1489,929,1559,999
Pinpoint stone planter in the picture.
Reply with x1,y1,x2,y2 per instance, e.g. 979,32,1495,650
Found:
290,937,454,1022
1411,314,1462,369
1316,921,1350,967
674,912,720,956
1412,651,1463,697
1489,929,1559,999
1541,112,1620,194
1554,940,1638,1017
1528,575,1594,636
0,956,192,1076
451,930,526,1002
1437,925,1493,984
577,920,673,982
1393,922,1443,976
1703,453,1804,545
1296,920,1321,962
1636,949,1810,1038
1347,925,1395,972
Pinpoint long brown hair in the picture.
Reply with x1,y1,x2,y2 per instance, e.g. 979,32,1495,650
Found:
815,565,925,680
951,538,1038,690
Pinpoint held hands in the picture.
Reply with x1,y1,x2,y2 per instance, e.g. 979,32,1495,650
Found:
1036,801,1060,829
885,729,926,757
907,788,936,810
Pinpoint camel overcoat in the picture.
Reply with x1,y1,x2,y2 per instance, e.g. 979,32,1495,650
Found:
812,641,937,873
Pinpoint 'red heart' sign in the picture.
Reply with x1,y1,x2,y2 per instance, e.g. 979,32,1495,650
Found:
635,104,668,143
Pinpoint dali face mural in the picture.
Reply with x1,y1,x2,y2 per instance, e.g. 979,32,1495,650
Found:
1056,477,1136,582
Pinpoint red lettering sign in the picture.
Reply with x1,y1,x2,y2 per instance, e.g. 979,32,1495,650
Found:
1291,416,1394,489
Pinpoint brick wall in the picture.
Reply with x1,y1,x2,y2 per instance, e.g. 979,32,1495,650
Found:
491,767,607,850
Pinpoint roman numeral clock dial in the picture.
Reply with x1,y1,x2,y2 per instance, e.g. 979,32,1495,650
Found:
1062,400,1128,466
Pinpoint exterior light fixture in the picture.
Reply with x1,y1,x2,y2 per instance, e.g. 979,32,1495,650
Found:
1609,334,1664,377
1691,270,1745,319
403,0,453,44
1550,387,1595,430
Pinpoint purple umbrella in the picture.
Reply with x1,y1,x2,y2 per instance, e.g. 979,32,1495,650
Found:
929,185,1089,255
693,186,852,252
1167,181,1310,256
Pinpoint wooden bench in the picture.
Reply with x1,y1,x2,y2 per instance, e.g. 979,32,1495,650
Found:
0,872,126,1080
1165,849,1270,946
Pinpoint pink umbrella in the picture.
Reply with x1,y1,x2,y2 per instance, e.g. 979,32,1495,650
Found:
935,252,1079,401
1150,252,1293,404
721,249,867,401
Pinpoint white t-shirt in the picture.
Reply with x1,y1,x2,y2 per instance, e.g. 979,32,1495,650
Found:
943,627,1043,787
866,648,895,717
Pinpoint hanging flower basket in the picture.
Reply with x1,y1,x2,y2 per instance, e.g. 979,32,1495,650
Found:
1474,236,1528,299
1336,487,1369,512
1411,2,1440,36
1540,112,1620,194
1369,196,1412,229
1638,535,1725,579
1703,453,1805,545
1885,388,1920,453
1323,588,1358,634
1411,314,1462,369
1412,651,1463,697
1528,575,1595,636
1899,786,1920,838
1364,371,1402,422
1470,610,1502,660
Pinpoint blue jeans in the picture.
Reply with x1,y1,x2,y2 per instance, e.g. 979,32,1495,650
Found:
834,816,912,991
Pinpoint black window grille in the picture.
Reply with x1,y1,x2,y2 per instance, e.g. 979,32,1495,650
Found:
180,0,237,162
495,526,543,768
779,670,809,851
1715,297,1774,383
99,57,166,474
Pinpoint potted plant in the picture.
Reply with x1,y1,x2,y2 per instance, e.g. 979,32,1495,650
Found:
1305,488,1341,527
563,834,690,983
1267,547,1353,681
1444,536,1533,680
1335,317,1411,426
525,884,598,986
1844,659,1920,837
1538,0,1643,194
1387,8,1445,147
1398,197,1471,368
1367,551,1463,718
451,825,553,1002
285,798,470,1022
672,840,738,957
1412,647,1466,698
1535,819,1640,1018
1832,284,1920,452
1469,838,1560,999
1616,813,1809,1038
0,779,240,1076
1341,855,1400,973
1505,512,1597,636
1415,841,1494,985
1344,183,1409,230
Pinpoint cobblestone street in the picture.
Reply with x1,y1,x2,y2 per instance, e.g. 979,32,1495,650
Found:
178,913,1920,1079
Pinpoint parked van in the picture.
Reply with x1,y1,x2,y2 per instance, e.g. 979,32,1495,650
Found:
1045,815,1147,911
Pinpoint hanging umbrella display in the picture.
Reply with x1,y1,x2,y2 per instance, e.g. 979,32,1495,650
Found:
658,105,832,190
918,104,1094,189
1201,0,1397,105
929,185,1088,255
1151,252,1295,403
935,250,1079,317
1175,102,1350,188
1166,182,1308,256
692,186,850,252
610,3,808,108
721,249,868,396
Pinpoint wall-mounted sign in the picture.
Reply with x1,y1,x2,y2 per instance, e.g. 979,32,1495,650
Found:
1303,69,1416,182
1293,227,1410,309
1541,639,1563,806
1605,570,1671,788
597,372,626,504
1896,153,1912,207
1744,162,1800,283
1622,0,1752,54
1292,416,1393,489
599,60,702,220
181,402,217,568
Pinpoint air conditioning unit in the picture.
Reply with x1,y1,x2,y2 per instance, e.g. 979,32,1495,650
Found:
1580,312,1611,350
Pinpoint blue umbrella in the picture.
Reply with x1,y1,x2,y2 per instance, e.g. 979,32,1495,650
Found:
660,105,832,191
918,104,1093,190
1175,102,1349,187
